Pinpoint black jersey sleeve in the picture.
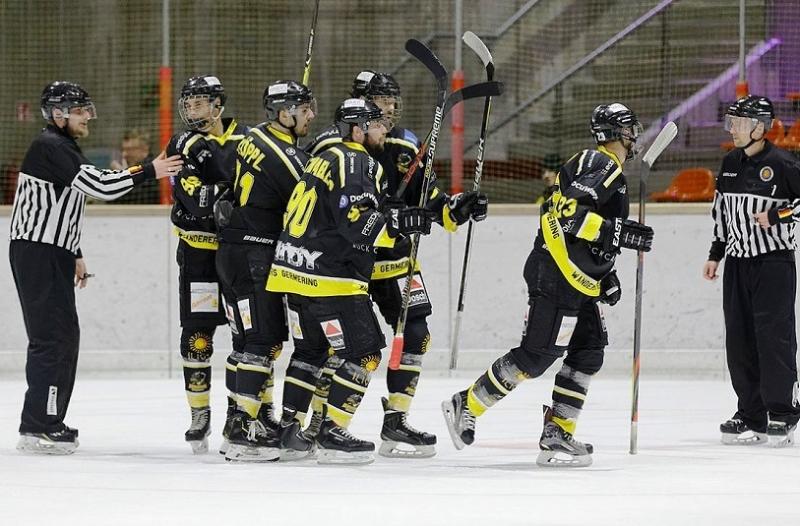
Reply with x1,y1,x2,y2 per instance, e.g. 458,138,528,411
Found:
168,131,218,217
546,149,628,244
767,153,800,225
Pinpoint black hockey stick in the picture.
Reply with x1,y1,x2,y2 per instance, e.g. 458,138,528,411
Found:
392,80,503,199
630,121,677,454
388,39,449,371
450,30,496,371
302,0,321,85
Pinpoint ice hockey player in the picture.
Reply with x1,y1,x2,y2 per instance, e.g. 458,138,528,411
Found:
302,70,487,459
215,80,317,462
168,75,248,454
267,98,435,464
442,103,654,467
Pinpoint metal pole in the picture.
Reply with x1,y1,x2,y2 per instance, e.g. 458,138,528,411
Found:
158,0,173,205
736,0,749,98
450,0,465,194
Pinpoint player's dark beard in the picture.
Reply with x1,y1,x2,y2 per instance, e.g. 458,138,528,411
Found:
365,137,384,156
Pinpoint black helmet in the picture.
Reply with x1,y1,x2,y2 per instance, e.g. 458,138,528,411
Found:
590,103,642,145
263,80,315,121
40,81,96,121
725,95,774,129
351,70,401,98
351,70,402,127
334,98,386,138
178,75,226,130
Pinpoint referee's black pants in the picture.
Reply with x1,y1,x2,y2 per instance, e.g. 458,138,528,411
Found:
723,251,800,432
9,240,80,434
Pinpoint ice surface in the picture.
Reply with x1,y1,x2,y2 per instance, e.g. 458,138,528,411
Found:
1,374,798,525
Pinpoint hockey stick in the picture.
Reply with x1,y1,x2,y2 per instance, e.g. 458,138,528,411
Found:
301,0,321,85
388,39,449,371
630,121,678,455
392,80,503,199
449,30,495,371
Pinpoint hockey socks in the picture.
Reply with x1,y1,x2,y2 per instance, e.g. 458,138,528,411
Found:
550,363,592,435
325,355,380,428
467,353,530,417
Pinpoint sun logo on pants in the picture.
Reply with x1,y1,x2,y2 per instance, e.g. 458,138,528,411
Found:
361,354,381,372
188,332,211,357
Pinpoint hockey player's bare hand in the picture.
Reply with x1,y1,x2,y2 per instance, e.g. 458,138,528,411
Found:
152,153,184,179
753,211,771,229
702,260,719,281
75,258,90,289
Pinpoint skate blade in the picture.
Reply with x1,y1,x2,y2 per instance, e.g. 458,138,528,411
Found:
280,447,315,462
536,450,592,468
224,444,280,463
379,440,436,459
441,400,466,451
721,431,768,446
767,433,794,448
317,448,374,465
187,438,209,454
219,438,229,455
16,436,78,455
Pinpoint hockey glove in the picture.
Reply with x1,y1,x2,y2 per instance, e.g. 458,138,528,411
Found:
599,271,621,306
602,218,654,252
213,186,234,230
447,191,489,225
386,206,434,237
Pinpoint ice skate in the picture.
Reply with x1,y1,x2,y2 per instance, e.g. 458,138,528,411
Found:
279,407,314,461
224,412,280,462
380,397,436,458
315,416,375,465
536,406,593,468
441,390,475,450
17,427,79,455
720,415,767,445
219,399,236,455
185,407,211,454
767,420,796,448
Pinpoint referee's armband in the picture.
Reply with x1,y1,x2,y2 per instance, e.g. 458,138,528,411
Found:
767,207,796,225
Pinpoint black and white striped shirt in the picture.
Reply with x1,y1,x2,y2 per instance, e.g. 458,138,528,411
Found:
9,125,155,255
710,141,800,260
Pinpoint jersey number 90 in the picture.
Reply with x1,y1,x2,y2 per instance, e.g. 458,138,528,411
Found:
285,181,317,238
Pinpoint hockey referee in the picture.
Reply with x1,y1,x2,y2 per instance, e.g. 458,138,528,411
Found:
703,95,800,448
9,81,182,455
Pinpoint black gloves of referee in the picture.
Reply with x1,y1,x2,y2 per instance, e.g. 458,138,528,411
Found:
602,217,654,253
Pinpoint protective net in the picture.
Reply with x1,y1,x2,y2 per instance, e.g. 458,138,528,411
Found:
1,0,798,205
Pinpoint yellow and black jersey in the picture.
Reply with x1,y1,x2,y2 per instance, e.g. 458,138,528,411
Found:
168,117,248,250
266,141,396,297
221,124,310,244
305,124,451,279
534,146,629,297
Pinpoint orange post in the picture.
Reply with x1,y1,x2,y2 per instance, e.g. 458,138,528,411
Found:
158,66,173,204
450,70,465,194
735,80,749,99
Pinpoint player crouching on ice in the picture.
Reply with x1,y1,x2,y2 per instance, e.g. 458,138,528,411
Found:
443,103,654,467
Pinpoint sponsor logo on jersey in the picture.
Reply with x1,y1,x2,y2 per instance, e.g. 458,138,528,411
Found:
339,195,349,208
275,241,323,270
569,181,598,200
285,147,296,156
321,319,346,350
759,166,774,182
361,211,380,236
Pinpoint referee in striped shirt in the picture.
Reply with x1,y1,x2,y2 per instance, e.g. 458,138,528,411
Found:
9,81,182,454
703,95,800,448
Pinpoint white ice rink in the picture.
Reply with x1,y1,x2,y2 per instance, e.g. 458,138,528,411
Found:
1,373,799,526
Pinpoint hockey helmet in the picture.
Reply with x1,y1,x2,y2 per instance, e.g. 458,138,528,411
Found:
724,95,774,133
263,80,316,121
334,98,389,138
351,70,402,127
178,75,226,130
40,81,96,121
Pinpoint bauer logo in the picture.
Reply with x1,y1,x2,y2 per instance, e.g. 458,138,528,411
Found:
47,386,58,416
321,319,345,350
